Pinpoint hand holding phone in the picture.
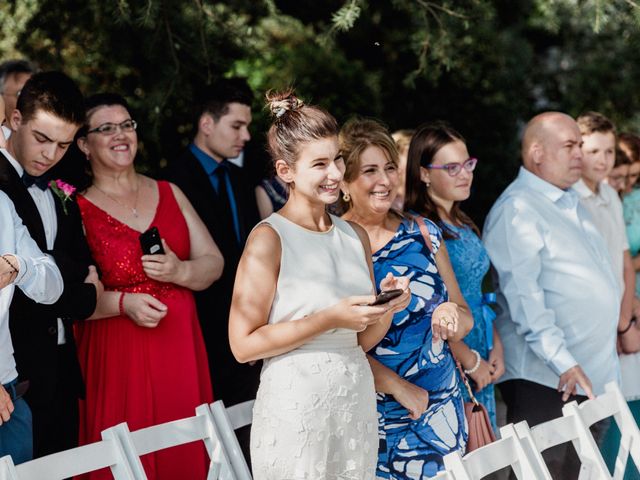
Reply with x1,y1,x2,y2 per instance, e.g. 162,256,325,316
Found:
369,289,404,306
139,227,165,255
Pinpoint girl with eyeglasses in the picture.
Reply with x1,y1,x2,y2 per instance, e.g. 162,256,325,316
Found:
404,121,505,432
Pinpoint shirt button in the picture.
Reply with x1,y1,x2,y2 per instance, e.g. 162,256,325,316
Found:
48,326,57,336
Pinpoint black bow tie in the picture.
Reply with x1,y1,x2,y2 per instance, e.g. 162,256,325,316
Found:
21,171,50,191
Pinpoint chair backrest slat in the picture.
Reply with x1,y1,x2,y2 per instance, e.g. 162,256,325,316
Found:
226,401,254,430
443,425,542,479
530,415,578,453
16,440,132,480
577,392,618,427
130,415,208,456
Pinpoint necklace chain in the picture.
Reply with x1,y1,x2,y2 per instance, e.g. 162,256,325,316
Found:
93,179,140,218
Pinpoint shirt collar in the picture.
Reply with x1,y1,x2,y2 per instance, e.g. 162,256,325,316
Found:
573,178,610,206
516,166,566,201
1,148,24,177
516,166,579,210
189,143,223,176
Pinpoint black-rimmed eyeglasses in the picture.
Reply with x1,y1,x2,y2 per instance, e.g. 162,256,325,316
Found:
87,119,137,136
426,157,478,177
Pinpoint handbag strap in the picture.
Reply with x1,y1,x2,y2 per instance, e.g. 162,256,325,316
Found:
455,360,480,407
413,215,434,254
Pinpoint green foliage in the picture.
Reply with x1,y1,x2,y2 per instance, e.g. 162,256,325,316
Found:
2,0,640,219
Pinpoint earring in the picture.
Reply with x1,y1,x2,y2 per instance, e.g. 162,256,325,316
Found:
342,192,351,202
425,181,431,188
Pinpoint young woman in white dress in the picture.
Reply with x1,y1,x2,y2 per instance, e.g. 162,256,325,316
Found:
229,92,449,479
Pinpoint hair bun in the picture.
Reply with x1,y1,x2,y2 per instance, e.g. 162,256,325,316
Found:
266,90,304,119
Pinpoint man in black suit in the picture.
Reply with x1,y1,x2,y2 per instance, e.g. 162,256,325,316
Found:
0,71,100,457
163,78,260,454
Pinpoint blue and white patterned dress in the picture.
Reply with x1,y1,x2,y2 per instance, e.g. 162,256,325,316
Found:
442,222,498,432
371,216,467,479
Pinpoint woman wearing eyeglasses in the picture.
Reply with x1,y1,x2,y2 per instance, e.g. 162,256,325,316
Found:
74,94,223,480
404,121,504,432
340,118,473,478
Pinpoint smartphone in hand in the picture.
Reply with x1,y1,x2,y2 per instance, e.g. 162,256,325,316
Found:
139,226,165,255
369,289,403,306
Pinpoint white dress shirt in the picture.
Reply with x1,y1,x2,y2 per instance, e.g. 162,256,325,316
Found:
484,167,621,395
574,179,640,401
3,150,65,344
574,179,629,289
0,190,63,384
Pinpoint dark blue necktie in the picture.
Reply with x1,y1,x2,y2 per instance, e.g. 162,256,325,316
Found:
21,171,50,191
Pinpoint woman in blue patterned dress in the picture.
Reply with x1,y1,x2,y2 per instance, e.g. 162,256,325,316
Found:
403,122,505,432
340,118,473,479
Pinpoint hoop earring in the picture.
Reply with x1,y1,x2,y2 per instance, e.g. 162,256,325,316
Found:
342,192,351,202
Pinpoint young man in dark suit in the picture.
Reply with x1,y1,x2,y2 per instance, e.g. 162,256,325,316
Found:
0,71,101,458
163,78,260,455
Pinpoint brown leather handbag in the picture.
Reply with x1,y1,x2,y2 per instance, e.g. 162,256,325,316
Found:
457,361,497,452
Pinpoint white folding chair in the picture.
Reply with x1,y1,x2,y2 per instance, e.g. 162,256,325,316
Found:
564,382,640,480
0,455,19,480
210,399,254,480
512,395,614,479
442,424,544,479
109,404,234,480
14,424,142,480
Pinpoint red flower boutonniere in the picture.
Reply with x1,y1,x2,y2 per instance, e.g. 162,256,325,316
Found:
49,179,76,215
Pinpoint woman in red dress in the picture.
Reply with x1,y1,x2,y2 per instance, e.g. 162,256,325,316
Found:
74,93,223,479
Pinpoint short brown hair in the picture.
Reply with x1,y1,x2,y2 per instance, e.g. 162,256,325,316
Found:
265,89,338,168
576,111,616,136
615,146,632,168
17,71,85,126
619,132,640,163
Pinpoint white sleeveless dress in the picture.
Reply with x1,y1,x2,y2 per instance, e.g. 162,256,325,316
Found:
250,213,378,480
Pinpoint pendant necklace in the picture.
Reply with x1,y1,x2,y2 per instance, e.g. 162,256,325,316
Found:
93,178,140,218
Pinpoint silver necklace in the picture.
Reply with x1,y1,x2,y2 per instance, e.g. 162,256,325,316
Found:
93,179,140,218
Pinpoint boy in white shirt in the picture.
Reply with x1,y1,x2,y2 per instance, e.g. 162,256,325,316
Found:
574,112,638,347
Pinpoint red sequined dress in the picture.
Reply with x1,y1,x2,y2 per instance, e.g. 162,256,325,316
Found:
75,180,213,480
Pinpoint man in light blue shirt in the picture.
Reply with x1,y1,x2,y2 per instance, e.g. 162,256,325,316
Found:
0,190,63,464
484,112,620,477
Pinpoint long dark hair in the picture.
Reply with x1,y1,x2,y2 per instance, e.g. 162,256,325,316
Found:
404,121,479,238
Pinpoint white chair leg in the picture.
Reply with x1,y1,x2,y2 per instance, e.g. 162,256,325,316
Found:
101,423,148,480
0,456,19,480
606,382,640,473
510,421,554,480
563,401,611,480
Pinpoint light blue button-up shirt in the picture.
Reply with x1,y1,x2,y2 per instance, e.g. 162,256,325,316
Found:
0,190,63,385
483,167,621,395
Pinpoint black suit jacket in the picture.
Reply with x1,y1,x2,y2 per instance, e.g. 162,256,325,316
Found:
0,152,96,407
162,149,261,405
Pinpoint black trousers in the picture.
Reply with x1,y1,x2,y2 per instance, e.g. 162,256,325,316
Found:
28,344,80,458
499,379,608,479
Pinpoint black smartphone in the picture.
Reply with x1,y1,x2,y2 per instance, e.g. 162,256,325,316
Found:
139,226,165,255
369,289,403,306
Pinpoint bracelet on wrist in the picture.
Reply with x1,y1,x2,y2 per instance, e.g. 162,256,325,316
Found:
464,349,482,375
118,292,126,317
618,317,637,335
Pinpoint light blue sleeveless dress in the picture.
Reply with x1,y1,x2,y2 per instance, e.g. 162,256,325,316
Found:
442,222,498,432
370,216,467,479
